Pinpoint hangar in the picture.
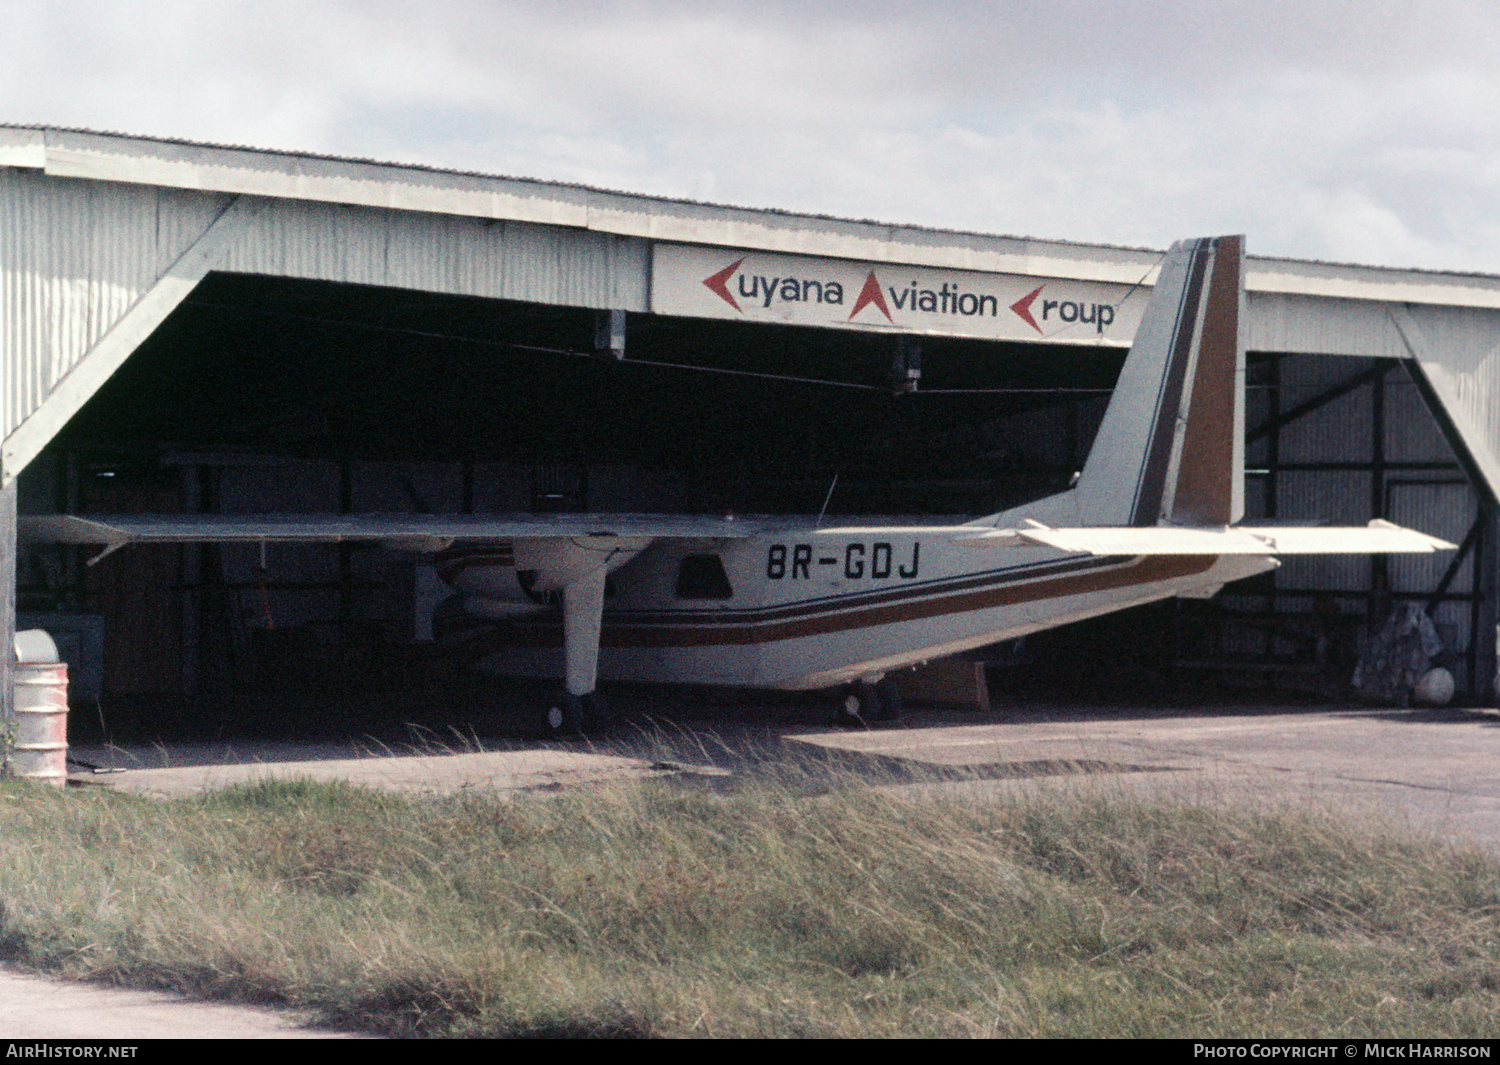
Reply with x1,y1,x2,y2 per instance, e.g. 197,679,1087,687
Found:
3,125,1499,731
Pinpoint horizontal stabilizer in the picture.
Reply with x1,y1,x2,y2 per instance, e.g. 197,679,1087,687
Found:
1233,520,1456,554
957,519,1454,556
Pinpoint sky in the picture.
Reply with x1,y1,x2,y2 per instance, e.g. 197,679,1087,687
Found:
5,0,1500,273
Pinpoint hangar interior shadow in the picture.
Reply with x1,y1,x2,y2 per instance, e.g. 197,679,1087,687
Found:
14,272,1482,740
48,273,1124,515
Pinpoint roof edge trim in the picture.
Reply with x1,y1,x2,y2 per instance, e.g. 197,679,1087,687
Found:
0,127,44,168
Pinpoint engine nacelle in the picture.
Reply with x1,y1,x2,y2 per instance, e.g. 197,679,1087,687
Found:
434,534,652,618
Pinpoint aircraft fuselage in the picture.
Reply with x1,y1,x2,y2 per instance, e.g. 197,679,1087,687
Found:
447,526,1277,690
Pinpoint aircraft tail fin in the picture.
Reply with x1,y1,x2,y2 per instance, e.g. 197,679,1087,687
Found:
1073,235,1245,528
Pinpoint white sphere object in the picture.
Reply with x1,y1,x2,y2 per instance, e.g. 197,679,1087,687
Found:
1414,667,1455,707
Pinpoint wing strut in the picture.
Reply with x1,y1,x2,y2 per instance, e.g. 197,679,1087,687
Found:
563,563,607,699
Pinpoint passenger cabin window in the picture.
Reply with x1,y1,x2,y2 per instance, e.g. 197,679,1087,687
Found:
675,555,733,600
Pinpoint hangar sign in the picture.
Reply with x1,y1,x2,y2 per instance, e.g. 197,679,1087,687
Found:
652,243,1148,345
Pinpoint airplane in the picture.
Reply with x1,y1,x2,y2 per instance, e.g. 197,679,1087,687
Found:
19,235,1454,734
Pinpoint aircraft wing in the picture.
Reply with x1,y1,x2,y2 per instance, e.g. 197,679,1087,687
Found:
957,519,1454,555
19,513,758,553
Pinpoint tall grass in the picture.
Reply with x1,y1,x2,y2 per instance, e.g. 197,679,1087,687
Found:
2,763,1500,1037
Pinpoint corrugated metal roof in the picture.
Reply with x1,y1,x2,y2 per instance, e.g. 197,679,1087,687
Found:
0,122,1156,253
0,124,1161,284
9,123,1500,308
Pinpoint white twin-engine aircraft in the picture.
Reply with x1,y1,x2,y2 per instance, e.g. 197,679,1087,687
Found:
23,236,1453,733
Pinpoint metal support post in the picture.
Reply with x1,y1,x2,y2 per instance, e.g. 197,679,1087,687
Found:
891,335,921,393
1,473,16,771
595,309,626,359
1478,511,1499,703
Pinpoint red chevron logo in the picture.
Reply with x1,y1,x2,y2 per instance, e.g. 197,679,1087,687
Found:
703,258,746,312
1010,285,1044,333
849,271,893,322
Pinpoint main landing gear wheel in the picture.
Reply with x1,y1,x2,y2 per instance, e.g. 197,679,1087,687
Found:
834,680,902,728
834,681,880,728
543,692,611,737
545,693,586,737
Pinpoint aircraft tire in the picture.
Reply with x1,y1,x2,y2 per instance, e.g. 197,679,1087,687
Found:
544,693,586,737
835,681,878,728
874,679,903,723
581,692,612,734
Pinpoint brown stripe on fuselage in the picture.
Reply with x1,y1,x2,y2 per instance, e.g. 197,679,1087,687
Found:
592,554,1111,628
1170,235,1241,526
492,554,1216,650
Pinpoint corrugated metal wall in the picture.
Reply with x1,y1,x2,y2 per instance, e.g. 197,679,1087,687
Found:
2,169,650,464
219,198,649,309
1,171,225,442
1247,291,1408,359
1234,352,1487,694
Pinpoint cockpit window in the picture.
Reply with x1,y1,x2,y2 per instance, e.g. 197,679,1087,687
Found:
675,554,733,600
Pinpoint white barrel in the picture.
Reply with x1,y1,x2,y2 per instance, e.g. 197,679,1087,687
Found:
12,662,68,787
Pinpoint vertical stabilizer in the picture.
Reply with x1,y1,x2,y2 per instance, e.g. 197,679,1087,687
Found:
1074,235,1245,528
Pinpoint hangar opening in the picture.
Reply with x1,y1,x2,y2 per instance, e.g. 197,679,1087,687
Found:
41,271,1123,515
15,269,1132,733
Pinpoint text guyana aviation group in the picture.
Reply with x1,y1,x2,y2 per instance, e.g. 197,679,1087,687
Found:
703,258,1117,335
1194,1047,1490,1059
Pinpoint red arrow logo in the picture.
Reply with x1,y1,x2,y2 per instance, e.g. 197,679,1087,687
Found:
1010,285,1044,333
849,271,893,322
703,258,745,312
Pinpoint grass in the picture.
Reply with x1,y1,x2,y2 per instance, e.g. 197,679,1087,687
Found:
3,755,1500,1037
